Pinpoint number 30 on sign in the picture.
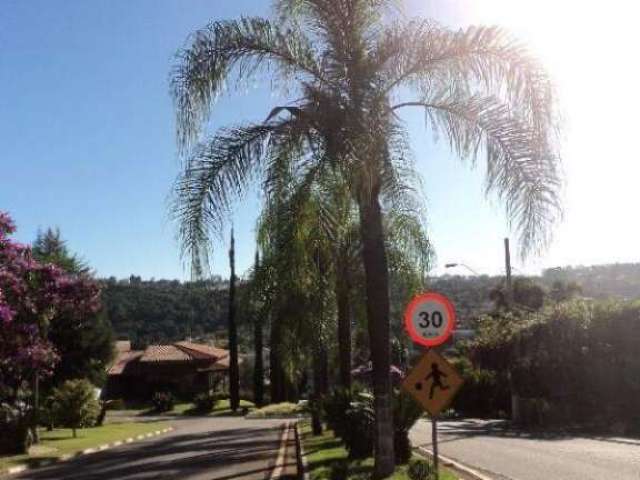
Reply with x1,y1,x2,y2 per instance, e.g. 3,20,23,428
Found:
404,292,456,347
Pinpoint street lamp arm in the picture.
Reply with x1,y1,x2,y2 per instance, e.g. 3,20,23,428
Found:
444,263,480,275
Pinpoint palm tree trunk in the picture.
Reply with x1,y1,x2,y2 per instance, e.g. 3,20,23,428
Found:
228,229,240,412
358,190,395,478
335,266,352,390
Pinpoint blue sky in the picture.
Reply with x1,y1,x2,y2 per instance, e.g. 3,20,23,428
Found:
2,0,638,280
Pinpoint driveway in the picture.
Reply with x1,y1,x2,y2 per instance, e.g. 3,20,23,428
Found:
14,417,295,480
410,418,640,480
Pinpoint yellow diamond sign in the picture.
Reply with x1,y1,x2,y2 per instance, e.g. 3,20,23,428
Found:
401,350,464,416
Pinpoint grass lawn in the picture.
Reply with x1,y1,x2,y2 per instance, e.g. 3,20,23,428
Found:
0,421,167,472
245,402,304,419
123,399,256,417
301,422,457,480
182,399,256,417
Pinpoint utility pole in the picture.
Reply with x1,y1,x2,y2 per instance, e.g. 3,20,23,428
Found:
228,228,240,412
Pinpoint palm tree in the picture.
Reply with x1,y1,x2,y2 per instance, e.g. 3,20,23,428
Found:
171,1,561,474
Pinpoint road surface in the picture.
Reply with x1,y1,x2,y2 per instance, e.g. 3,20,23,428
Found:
410,418,640,480
14,417,295,480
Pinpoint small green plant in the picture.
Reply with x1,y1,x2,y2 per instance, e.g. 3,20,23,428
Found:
330,460,349,480
151,391,174,413
322,388,353,439
193,393,218,412
51,379,100,438
407,458,434,480
342,401,374,459
0,402,32,454
393,391,423,464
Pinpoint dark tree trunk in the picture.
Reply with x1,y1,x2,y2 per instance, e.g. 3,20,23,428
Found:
311,348,324,435
335,262,352,390
358,189,394,478
269,314,284,403
254,315,264,407
253,252,265,407
228,229,240,412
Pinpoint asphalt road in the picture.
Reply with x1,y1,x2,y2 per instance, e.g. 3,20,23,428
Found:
14,417,293,480
410,418,640,480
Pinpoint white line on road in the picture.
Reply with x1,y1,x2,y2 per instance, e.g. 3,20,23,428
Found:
270,421,292,480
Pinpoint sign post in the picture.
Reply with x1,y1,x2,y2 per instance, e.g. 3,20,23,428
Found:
402,292,462,480
432,416,438,477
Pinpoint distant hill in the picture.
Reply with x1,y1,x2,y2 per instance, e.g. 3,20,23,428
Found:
541,263,640,300
99,276,230,348
428,262,640,326
99,263,640,344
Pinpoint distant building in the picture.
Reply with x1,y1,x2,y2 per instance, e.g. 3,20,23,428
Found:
104,341,230,400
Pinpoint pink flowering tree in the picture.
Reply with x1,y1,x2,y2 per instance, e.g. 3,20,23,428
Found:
0,211,100,410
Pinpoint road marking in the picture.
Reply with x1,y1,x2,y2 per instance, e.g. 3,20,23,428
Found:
113,441,123,447
82,448,96,455
270,422,291,479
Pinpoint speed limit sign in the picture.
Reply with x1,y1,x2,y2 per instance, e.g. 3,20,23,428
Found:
404,292,456,347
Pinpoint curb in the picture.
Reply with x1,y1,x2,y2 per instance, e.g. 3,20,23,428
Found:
416,446,494,480
293,422,309,480
269,421,299,480
2,426,174,478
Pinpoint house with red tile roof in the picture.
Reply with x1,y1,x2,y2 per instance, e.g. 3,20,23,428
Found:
104,340,230,400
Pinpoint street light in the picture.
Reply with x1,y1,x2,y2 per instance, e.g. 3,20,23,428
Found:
444,263,480,275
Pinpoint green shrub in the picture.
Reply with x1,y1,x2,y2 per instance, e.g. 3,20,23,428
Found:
0,403,32,454
323,388,353,439
450,356,510,418
330,460,349,480
393,391,423,464
407,458,434,480
342,401,374,459
51,379,100,437
151,391,174,413
193,393,218,412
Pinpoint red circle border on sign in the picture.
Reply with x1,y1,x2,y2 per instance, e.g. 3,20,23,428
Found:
404,292,456,347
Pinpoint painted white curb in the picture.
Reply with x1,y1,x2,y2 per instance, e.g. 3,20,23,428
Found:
269,421,292,479
1,426,174,478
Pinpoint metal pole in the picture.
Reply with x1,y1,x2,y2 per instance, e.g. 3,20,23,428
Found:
432,415,439,480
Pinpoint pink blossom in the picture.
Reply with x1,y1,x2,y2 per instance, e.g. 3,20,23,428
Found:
0,212,99,391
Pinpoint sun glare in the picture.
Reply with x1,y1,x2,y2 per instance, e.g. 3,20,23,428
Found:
465,0,640,269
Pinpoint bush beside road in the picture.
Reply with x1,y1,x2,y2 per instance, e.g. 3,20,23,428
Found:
301,421,457,480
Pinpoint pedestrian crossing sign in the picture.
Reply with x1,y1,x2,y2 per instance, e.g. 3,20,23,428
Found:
401,349,464,416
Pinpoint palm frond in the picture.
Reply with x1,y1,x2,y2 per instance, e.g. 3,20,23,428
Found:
377,21,557,136
392,93,561,257
171,17,322,151
171,119,301,276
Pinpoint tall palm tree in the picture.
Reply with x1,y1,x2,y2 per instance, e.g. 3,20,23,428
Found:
171,1,561,474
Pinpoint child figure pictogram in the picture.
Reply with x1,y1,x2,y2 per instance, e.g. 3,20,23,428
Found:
415,363,450,399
